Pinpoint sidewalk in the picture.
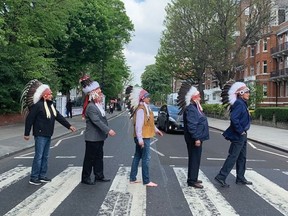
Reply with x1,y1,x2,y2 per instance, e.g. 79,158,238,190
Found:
0,111,122,159
208,117,288,153
0,113,287,159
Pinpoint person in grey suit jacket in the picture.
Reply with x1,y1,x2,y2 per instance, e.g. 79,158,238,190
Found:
80,75,116,185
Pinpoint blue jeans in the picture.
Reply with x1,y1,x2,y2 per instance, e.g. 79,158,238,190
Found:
216,134,247,181
31,136,51,180
130,138,151,184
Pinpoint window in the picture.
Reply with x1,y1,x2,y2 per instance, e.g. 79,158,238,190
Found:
250,65,254,75
256,40,260,53
263,84,267,97
245,7,250,15
280,82,284,97
263,39,267,51
250,46,255,57
263,60,267,74
256,62,260,74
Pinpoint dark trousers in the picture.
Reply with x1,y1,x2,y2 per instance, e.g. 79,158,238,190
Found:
186,139,202,184
82,140,105,181
216,134,247,181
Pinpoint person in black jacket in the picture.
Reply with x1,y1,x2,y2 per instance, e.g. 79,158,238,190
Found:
21,80,76,185
177,82,209,189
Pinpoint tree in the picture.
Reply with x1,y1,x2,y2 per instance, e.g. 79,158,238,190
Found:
157,0,214,97
141,64,171,104
53,0,134,96
0,0,75,113
157,0,277,92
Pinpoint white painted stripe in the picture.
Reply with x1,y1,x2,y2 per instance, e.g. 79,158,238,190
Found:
150,147,165,156
169,156,188,159
174,167,239,216
231,170,288,215
4,167,82,216
248,141,288,159
55,156,76,159
0,167,30,192
283,171,288,176
14,156,34,159
98,166,146,216
207,158,266,162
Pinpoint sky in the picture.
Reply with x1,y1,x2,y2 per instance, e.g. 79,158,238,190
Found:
121,0,171,86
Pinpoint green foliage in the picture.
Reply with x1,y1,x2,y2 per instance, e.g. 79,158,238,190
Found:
202,104,226,117
141,64,171,104
254,107,288,122
247,82,263,109
0,0,134,113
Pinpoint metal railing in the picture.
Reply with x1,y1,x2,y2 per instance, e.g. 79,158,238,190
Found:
271,41,288,54
270,67,288,78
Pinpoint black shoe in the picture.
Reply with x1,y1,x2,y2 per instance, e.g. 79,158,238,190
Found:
29,179,42,185
81,180,95,185
214,176,230,187
236,179,253,185
188,182,204,189
95,178,111,182
39,177,52,183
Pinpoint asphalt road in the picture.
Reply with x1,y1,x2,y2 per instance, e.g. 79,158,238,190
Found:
0,112,287,216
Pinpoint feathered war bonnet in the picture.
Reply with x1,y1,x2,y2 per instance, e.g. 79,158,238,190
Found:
79,75,100,117
177,79,200,115
128,87,150,118
20,79,56,118
221,80,250,109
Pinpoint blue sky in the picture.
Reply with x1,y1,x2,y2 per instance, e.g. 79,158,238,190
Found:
121,0,171,85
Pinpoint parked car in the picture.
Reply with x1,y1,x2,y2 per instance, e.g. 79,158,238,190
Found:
150,104,160,123
157,105,184,133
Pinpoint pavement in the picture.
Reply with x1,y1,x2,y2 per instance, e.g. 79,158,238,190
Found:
0,111,287,159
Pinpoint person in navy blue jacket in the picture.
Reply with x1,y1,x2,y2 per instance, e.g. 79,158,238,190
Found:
215,82,252,187
178,83,209,189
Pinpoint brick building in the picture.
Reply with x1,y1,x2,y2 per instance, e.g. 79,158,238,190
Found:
243,4,288,107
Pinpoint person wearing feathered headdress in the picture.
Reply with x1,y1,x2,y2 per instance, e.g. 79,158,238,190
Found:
21,79,76,185
177,80,209,189
215,81,252,187
129,87,163,187
79,75,116,185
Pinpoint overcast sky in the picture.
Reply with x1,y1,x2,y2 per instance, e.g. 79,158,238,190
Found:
121,0,171,86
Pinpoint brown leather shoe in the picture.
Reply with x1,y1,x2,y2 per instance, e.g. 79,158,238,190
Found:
188,182,204,189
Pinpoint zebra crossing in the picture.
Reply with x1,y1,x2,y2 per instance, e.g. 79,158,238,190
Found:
0,166,287,216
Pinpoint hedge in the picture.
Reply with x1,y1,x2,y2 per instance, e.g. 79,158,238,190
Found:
254,107,288,122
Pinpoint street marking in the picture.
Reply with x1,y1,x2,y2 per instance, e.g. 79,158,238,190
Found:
150,147,165,156
55,156,76,159
283,171,288,176
14,156,34,159
248,141,288,159
231,170,288,215
0,166,30,192
4,167,81,216
174,167,239,216
52,133,83,148
207,158,265,162
98,166,146,216
169,156,188,159
174,168,239,215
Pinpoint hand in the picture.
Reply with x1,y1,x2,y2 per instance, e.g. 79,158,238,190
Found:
195,140,201,146
24,136,30,141
156,130,163,137
70,126,76,132
138,140,144,148
108,129,116,136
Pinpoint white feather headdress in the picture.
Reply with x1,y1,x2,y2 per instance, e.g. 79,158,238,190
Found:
20,79,56,118
177,79,199,115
